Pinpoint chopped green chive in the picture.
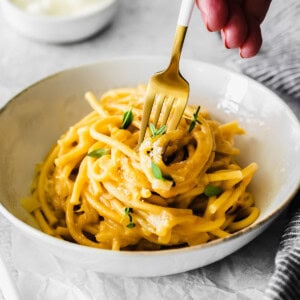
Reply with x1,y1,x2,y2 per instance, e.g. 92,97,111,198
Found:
204,185,223,197
124,207,135,229
151,162,173,183
126,222,136,228
149,123,167,137
124,207,133,216
87,148,107,158
121,108,133,129
188,106,201,133
149,124,156,136
151,162,164,180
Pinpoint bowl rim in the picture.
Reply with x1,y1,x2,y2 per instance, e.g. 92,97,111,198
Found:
1,0,118,22
0,56,299,257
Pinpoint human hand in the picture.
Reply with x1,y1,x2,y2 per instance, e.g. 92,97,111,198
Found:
196,0,272,58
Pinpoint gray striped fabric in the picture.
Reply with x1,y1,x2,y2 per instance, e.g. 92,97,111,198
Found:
265,198,300,300
228,0,300,298
230,0,300,99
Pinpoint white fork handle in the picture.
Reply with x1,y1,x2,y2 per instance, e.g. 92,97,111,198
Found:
178,0,195,27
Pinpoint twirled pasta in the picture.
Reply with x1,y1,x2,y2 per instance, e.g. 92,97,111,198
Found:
22,85,259,250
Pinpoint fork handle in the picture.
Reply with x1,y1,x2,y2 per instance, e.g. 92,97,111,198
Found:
178,0,194,27
168,0,194,73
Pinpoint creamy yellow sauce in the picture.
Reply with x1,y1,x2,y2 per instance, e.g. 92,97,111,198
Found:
12,0,109,16
21,85,259,251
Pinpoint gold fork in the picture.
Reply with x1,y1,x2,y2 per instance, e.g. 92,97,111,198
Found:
138,0,194,145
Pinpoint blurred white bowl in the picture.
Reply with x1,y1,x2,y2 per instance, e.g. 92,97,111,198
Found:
1,0,118,43
0,57,299,277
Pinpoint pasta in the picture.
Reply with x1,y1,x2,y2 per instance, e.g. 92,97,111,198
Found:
22,84,259,251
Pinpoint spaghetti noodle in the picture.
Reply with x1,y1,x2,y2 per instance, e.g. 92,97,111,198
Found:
22,84,259,250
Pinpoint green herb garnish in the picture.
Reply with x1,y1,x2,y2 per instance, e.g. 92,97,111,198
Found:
121,108,133,129
151,162,164,180
204,185,223,197
151,162,173,183
124,207,135,229
188,106,201,132
149,123,167,137
124,207,133,216
87,148,107,158
126,222,136,228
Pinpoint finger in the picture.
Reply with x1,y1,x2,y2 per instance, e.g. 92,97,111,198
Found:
244,0,272,24
221,0,248,49
239,17,262,58
196,0,228,31
239,0,271,57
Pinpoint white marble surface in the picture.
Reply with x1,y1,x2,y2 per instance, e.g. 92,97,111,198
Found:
0,1,299,299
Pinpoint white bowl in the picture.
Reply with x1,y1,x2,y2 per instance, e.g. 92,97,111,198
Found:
0,57,299,277
1,0,118,43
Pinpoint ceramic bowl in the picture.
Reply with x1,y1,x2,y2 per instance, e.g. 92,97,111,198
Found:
0,0,118,43
0,57,299,277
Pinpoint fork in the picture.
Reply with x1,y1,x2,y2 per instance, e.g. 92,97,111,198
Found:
138,0,194,145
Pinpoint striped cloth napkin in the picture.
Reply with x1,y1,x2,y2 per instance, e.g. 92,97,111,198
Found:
229,0,300,100
265,197,300,299
228,0,300,299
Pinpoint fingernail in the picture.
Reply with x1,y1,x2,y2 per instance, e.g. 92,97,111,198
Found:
221,30,229,49
239,48,245,58
204,19,212,32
